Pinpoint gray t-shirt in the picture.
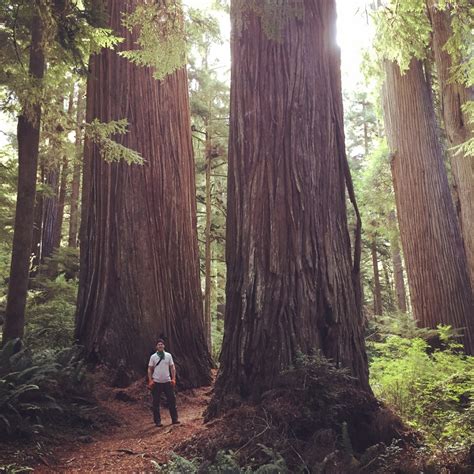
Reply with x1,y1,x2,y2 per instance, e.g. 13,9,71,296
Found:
148,351,174,383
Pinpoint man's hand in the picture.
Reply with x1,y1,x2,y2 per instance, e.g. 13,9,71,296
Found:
147,380,154,390
170,379,176,387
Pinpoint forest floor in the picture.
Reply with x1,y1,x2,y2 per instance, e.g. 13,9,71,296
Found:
1,374,214,473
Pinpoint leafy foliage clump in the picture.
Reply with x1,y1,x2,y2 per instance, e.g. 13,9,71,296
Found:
24,276,77,353
21,248,80,353
369,326,474,450
0,339,93,439
120,2,186,80
155,446,287,473
85,119,143,164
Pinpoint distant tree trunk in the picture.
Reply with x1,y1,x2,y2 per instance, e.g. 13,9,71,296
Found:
383,58,473,353
51,94,74,252
427,1,474,290
31,172,44,274
41,168,59,260
208,0,369,415
76,0,212,388
52,156,68,251
382,259,395,311
68,87,85,248
391,237,407,313
203,128,213,352
3,2,45,342
371,238,383,316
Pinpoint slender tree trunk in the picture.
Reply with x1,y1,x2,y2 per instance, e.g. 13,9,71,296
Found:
382,58,473,353
208,0,369,415
51,94,74,252
41,168,59,260
371,238,383,316
391,237,407,313
204,131,213,352
3,2,45,342
427,1,474,289
76,0,212,387
53,157,68,250
68,87,85,248
31,170,44,274
382,257,395,312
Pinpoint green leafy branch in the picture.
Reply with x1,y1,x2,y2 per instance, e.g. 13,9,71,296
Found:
120,2,186,80
85,119,143,164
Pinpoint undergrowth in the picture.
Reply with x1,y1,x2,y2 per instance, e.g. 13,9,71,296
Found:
0,338,96,440
368,315,474,456
154,445,287,473
23,248,79,353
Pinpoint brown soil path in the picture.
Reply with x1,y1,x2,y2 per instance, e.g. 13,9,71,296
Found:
33,384,212,473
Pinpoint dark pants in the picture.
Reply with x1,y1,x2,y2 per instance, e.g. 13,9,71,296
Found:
151,382,178,424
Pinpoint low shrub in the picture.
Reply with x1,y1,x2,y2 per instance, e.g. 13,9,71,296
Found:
369,326,474,450
24,274,77,353
0,339,93,440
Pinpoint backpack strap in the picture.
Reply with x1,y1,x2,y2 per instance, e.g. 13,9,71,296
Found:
153,352,165,370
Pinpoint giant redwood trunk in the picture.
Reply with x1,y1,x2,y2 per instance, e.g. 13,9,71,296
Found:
427,1,474,290
383,59,474,353
3,2,44,342
209,0,369,413
75,0,212,388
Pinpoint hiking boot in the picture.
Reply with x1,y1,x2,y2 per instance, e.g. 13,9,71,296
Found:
155,422,163,427
172,420,181,425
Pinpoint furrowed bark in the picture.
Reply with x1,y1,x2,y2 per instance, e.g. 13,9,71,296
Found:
208,0,370,416
3,2,45,342
427,1,474,290
383,59,473,353
76,0,212,387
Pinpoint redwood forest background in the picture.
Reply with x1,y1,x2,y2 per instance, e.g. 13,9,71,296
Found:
0,0,473,472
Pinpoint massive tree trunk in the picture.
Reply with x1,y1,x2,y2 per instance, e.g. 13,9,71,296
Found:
68,87,85,248
371,238,383,316
427,1,474,290
383,58,473,353
209,0,369,414
75,0,212,388
3,2,45,342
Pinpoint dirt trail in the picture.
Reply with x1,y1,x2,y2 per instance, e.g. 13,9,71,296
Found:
33,385,212,473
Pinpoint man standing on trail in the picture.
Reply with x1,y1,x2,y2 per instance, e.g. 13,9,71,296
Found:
147,339,180,427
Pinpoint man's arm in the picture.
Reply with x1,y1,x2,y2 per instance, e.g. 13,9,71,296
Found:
148,365,154,384
170,364,176,384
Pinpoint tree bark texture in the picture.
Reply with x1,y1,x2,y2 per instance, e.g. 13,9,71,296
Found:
3,2,45,342
211,0,369,410
68,87,85,248
75,0,212,387
383,59,473,353
428,1,474,290
371,238,383,316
